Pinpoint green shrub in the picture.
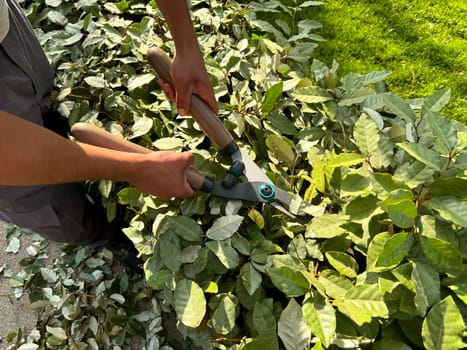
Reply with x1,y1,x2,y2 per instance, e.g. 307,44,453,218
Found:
15,0,467,348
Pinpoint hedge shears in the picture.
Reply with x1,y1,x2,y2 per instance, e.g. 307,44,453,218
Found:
71,48,303,219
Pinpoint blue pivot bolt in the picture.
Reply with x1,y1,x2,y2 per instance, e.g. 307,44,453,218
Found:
222,160,245,189
258,183,275,199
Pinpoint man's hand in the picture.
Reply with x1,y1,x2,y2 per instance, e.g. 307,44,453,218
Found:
128,151,195,199
0,111,195,199
155,0,218,116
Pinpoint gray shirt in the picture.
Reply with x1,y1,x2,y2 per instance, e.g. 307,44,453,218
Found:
0,0,9,43
0,0,54,125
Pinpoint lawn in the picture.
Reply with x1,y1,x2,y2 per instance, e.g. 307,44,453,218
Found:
306,0,466,123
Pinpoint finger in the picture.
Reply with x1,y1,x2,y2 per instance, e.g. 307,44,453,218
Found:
194,85,219,114
157,78,176,101
175,82,193,116
182,152,196,196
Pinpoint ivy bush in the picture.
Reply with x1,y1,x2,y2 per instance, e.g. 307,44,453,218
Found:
15,0,467,348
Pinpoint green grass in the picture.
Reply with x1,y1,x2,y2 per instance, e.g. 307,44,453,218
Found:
305,0,466,123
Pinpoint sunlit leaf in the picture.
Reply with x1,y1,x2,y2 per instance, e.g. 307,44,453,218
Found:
397,142,447,171
382,93,416,122
302,293,336,347
354,113,380,155
278,299,311,350
266,134,296,164
325,251,358,278
292,86,333,103
206,215,244,240
425,196,467,227
212,294,238,335
424,108,457,155
334,284,388,326
206,239,240,269
422,296,464,350
268,266,310,297
174,279,206,328
306,214,348,239
420,236,463,276
422,88,451,113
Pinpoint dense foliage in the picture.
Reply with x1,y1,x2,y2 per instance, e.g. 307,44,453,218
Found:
8,0,467,348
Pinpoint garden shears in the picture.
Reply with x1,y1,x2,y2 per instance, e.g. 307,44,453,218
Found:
71,48,304,219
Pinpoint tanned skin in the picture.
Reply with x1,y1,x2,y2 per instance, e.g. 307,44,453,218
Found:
0,0,217,199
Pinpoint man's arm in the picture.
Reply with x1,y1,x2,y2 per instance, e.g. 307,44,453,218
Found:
0,111,194,199
156,0,218,115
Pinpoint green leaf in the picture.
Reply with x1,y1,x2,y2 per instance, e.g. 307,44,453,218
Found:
325,251,359,278
241,262,262,296
292,86,333,103
318,269,353,299
311,156,327,193
422,88,451,113
334,284,388,326
278,299,311,350
159,234,181,272
382,93,416,122
253,301,277,336
306,214,348,239
430,178,467,197
343,195,381,222
126,73,155,91
152,137,184,150
266,134,296,164
206,239,240,269
144,268,172,289
371,133,394,169
167,216,203,241
361,70,392,85
420,236,463,276
212,294,238,335
268,266,310,297
374,232,414,271
354,113,380,155
443,271,467,304
262,81,283,115
46,326,67,340
84,76,106,88
206,215,244,240
248,209,265,230
371,173,410,196
327,152,365,169
267,112,297,136
130,116,153,139
412,261,440,317
338,87,375,106
302,293,336,347
397,142,447,171
174,279,206,328
394,161,437,188
455,148,467,170
424,108,457,155
378,189,417,228
422,296,465,350
242,336,279,350
367,232,391,272
425,196,467,227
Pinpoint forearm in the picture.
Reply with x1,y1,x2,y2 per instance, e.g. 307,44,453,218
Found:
156,0,200,55
0,111,141,186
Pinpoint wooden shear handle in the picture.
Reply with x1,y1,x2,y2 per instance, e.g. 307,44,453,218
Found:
147,47,238,156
